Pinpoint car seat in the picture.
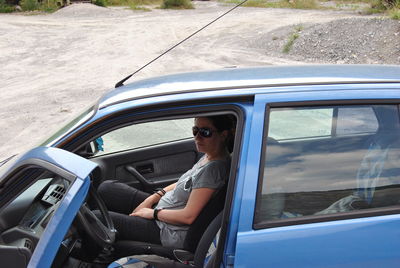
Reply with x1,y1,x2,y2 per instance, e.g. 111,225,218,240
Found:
108,211,224,268
109,185,227,263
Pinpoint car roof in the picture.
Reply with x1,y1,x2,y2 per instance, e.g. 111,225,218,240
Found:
98,65,400,109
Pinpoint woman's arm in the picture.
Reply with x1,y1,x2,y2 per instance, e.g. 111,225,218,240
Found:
131,187,215,225
130,182,177,215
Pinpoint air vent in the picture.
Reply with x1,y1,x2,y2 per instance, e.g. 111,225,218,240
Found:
50,185,66,202
42,184,66,205
24,239,33,251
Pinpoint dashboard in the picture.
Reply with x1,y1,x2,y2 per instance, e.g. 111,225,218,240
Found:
0,178,68,267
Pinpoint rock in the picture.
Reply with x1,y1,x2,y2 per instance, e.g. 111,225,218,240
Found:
261,17,400,64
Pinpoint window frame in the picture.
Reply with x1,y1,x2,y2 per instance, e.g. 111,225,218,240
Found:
58,100,248,268
254,100,400,230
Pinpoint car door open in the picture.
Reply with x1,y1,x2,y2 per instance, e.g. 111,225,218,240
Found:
0,147,97,268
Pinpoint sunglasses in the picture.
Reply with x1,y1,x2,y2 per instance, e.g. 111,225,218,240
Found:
192,126,216,138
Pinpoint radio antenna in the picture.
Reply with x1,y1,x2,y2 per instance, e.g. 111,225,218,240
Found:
115,0,249,88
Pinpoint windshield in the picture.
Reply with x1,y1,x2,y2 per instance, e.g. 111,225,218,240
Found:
0,155,16,167
0,106,94,177
0,154,20,182
40,106,96,147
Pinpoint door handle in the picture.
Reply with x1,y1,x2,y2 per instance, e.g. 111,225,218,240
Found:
125,165,156,192
136,164,154,174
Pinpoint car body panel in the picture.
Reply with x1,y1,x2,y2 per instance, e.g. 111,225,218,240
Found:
236,88,400,233
28,175,90,268
0,147,97,196
236,214,400,267
46,82,400,156
0,147,96,268
233,88,400,267
99,65,400,109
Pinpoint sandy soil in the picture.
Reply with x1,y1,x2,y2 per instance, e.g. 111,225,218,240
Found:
0,2,391,160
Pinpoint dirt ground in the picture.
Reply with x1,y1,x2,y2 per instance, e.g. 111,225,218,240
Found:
0,2,398,161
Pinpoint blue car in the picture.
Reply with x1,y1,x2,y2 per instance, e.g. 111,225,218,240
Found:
1,65,400,268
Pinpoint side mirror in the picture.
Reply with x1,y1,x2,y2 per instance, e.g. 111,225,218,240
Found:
77,137,104,158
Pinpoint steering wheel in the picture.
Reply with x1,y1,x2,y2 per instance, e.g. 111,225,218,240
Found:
76,184,116,247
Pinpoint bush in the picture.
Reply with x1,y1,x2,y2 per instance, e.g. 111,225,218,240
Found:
283,25,303,53
0,5,14,12
389,7,400,18
129,3,151,10
40,0,61,12
94,0,107,6
105,0,162,8
0,0,15,12
382,0,399,7
20,0,39,10
161,0,193,9
288,0,318,9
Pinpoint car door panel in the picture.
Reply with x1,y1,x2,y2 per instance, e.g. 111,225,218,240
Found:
237,214,400,267
233,91,400,267
92,139,200,191
0,147,95,268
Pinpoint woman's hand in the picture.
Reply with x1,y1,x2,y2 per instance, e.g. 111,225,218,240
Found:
131,183,177,215
131,195,158,215
130,207,154,219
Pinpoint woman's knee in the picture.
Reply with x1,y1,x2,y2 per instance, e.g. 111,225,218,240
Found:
97,180,147,214
97,180,116,198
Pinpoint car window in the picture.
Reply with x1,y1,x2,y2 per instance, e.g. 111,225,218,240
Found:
268,107,333,140
40,106,95,147
336,106,379,135
255,104,400,227
268,106,378,141
95,118,194,156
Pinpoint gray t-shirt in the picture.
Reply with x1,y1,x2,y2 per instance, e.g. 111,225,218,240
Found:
155,156,230,248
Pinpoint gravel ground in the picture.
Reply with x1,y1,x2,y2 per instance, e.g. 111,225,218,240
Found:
261,17,400,64
0,2,399,160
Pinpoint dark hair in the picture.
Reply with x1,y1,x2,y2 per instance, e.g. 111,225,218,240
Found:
205,114,236,153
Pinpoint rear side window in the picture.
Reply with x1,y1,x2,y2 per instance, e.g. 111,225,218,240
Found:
255,104,400,228
268,106,378,141
336,106,379,135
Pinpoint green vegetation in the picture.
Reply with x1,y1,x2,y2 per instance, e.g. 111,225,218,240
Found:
362,0,388,13
94,0,106,6
283,25,303,53
0,0,397,19
389,7,400,18
102,0,161,7
0,0,15,12
222,0,399,19
20,0,39,10
0,0,190,12
375,0,400,18
223,0,318,9
161,0,193,9
95,0,192,10
128,0,161,10
386,0,400,18
0,0,60,13
41,0,60,11
19,0,59,11
126,0,154,10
